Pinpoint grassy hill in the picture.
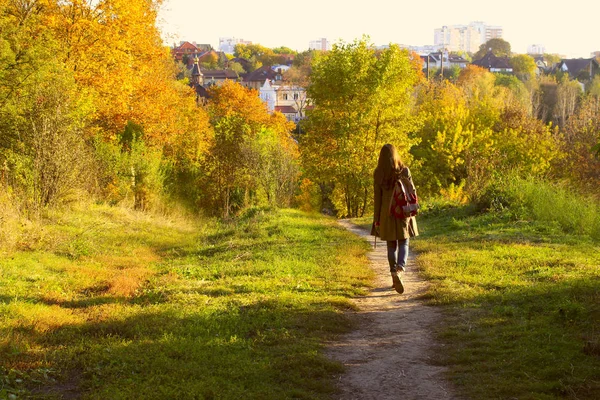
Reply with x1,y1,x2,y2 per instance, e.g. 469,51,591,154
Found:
1,205,373,399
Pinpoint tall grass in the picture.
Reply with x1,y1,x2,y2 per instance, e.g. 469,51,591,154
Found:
477,173,600,239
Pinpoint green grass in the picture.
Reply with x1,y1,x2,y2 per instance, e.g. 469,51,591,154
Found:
415,206,599,399
0,205,373,399
353,189,600,399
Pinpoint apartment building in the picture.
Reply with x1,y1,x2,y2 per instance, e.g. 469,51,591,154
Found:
528,44,546,55
309,38,331,52
434,22,503,53
218,37,252,54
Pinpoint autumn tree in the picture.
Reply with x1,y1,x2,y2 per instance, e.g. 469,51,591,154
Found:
1,0,214,211
205,81,297,216
272,46,297,55
301,38,421,217
234,43,277,67
554,76,583,128
556,93,600,192
543,53,562,69
0,0,95,209
283,65,311,120
413,66,558,200
411,81,474,196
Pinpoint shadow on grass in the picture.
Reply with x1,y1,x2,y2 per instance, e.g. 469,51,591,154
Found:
11,298,350,399
432,273,600,399
402,205,600,398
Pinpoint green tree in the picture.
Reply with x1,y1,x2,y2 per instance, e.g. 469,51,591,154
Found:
272,46,297,55
292,50,319,68
228,61,245,75
495,74,531,112
473,38,512,60
301,38,421,217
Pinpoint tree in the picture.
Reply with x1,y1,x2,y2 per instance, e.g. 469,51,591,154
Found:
283,65,311,119
301,38,421,217
510,54,537,81
554,76,583,128
555,94,600,191
413,66,557,199
543,53,562,69
272,46,297,55
227,62,245,75
205,81,297,216
234,43,278,66
473,38,512,60
495,74,531,112
0,0,94,209
292,50,319,68
1,0,215,212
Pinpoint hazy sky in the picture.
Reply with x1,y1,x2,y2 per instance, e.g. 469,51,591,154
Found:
158,0,598,58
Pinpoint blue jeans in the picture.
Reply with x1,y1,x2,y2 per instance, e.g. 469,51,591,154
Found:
387,239,409,272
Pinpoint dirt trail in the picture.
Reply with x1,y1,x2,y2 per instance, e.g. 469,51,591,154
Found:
328,220,461,400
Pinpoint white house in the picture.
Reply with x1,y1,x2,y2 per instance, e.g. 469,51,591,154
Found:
259,80,309,123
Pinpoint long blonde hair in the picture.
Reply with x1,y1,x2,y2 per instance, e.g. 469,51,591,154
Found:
375,144,405,189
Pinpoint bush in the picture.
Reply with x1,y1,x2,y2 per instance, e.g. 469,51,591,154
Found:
92,123,166,210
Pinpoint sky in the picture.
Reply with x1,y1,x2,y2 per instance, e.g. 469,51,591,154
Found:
158,0,598,58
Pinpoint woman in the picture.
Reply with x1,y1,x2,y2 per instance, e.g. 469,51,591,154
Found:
371,144,419,294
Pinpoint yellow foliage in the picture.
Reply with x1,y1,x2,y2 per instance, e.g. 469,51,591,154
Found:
440,181,469,204
296,178,320,213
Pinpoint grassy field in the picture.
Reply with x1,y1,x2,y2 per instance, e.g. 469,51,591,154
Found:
356,199,600,399
0,205,373,399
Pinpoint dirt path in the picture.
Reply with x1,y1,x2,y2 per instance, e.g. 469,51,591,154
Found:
328,220,461,400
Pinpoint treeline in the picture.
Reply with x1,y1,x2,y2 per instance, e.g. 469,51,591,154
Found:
0,0,299,219
2,2,599,222
300,38,600,217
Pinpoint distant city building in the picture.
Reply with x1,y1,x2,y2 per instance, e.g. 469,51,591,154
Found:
309,38,331,52
407,44,443,55
393,44,443,54
219,37,252,54
434,21,503,53
528,44,546,55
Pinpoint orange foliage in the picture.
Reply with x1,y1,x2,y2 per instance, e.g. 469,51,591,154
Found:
457,64,490,86
46,0,193,147
207,81,270,126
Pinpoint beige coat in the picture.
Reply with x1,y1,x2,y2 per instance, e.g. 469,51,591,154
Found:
371,167,419,241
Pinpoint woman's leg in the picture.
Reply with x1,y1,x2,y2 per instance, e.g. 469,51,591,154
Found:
386,240,397,273
387,240,405,294
397,238,410,271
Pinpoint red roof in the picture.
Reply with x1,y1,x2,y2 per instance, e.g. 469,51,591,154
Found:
177,41,199,51
275,106,297,114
